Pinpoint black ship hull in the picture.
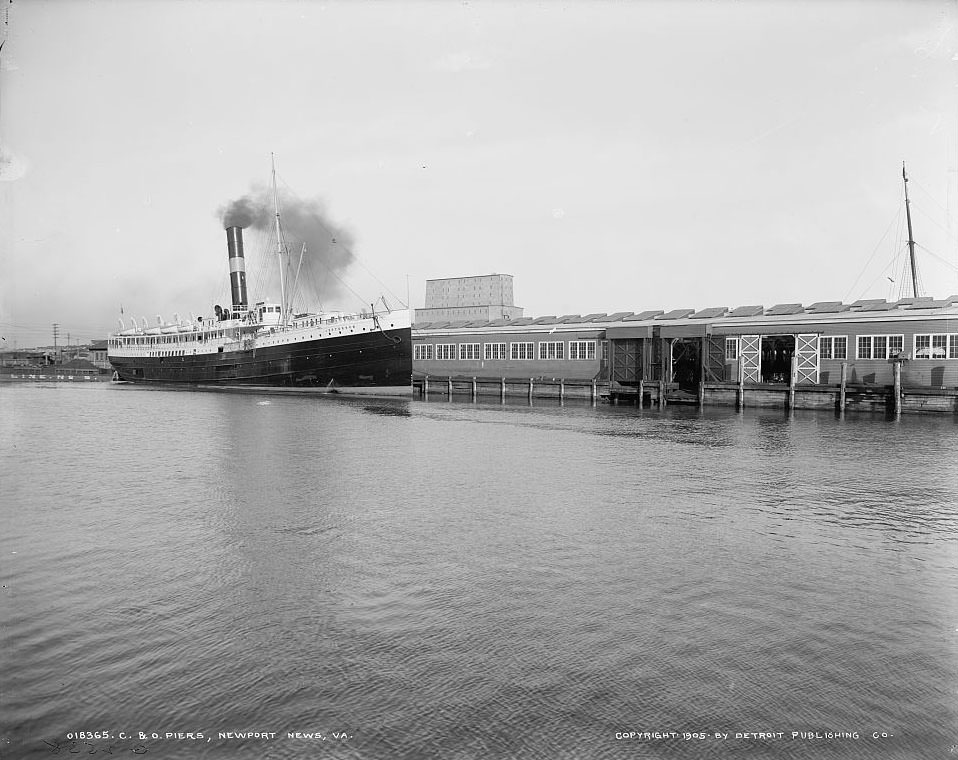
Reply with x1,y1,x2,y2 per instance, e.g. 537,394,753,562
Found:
110,327,411,388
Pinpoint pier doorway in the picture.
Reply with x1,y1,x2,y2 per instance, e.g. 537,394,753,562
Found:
669,337,726,391
760,335,795,383
671,339,701,392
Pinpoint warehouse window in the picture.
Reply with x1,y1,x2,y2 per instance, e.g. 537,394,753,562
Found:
820,336,847,360
413,343,434,361
856,334,904,360
888,335,903,357
914,333,957,359
436,344,456,360
484,343,507,360
538,341,564,360
569,340,596,360
725,337,739,361
459,343,481,360
511,342,535,360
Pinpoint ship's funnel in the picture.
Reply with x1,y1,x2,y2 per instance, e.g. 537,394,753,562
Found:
226,226,248,310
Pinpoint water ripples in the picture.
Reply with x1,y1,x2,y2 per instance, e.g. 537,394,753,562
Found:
2,385,956,758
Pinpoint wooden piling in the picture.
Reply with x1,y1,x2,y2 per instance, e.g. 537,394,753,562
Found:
423,375,429,398
839,362,847,417
788,355,797,411
592,379,598,404
638,379,645,408
472,376,477,401
501,376,506,402
447,377,453,399
893,361,902,416
698,336,706,408
528,378,534,403
559,378,565,403
661,338,670,407
737,356,745,410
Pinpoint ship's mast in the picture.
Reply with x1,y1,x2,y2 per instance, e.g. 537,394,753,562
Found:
272,153,288,324
902,162,920,298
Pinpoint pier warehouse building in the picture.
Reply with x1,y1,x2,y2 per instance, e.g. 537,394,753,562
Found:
411,296,958,412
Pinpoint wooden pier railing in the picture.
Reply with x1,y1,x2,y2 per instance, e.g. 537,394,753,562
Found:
413,375,601,403
412,370,957,415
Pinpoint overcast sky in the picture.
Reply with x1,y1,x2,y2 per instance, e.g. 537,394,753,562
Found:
1,0,956,347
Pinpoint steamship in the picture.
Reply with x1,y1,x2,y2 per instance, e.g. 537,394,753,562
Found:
107,170,412,392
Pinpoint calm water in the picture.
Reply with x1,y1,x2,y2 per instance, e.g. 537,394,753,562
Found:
1,384,956,760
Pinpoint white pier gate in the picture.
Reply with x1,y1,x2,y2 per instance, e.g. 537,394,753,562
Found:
740,335,761,382
795,334,820,385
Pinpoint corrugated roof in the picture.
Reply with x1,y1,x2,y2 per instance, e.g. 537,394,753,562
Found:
728,305,764,317
412,295,958,335
691,307,728,319
655,309,695,320
766,303,804,316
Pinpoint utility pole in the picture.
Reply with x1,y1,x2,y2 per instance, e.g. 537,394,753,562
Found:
52,323,60,364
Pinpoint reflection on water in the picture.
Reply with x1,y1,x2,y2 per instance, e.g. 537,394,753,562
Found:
1,384,956,759
360,402,413,418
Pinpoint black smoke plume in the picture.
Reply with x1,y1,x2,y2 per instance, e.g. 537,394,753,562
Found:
217,184,355,306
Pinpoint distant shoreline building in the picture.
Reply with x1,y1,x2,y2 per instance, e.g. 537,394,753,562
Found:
0,340,111,371
414,274,523,324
